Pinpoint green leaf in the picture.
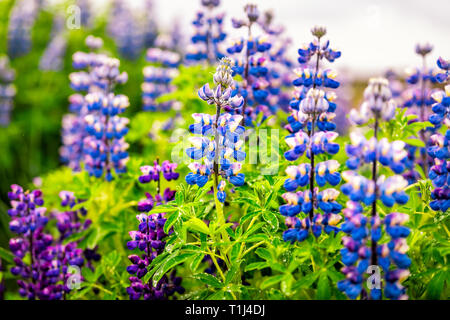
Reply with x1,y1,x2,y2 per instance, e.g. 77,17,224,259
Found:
185,217,210,235
260,274,285,290
404,138,425,148
193,273,224,288
0,247,14,263
153,252,197,285
149,204,178,214
245,262,269,271
255,248,271,261
164,210,180,234
426,271,446,299
316,273,331,300
292,272,320,290
263,210,279,230
189,253,204,273
175,191,184,206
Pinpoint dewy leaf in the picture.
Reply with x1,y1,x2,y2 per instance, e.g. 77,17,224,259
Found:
263,210,279,230
164,210,180,234
245,262,269,272
185,217,210,235
193,273,224,288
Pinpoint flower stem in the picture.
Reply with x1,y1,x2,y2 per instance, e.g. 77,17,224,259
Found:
308,38,321,220
371,117,379,267
419,55,429,178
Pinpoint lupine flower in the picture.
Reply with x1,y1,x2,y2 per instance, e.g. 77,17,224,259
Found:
349,78,397,125
127,160,183,300
280,26,342,243
186,0,226,63
7,185,87,300
186,58,245,202
142,42,181,111
107,0,154,60
401,44,442,183
339,79,411,300
63,36,130,180
427,58,450,212
0,56,16,127
7,0,41,59
39,16,67,71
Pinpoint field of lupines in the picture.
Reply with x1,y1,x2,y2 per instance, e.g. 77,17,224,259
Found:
0,0,448,302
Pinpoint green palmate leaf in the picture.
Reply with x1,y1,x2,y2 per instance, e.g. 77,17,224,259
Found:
0,247,14,263
193,273,224,288
185,217,210,235
260,274,285,290
245,262,269,272
316,273,331,300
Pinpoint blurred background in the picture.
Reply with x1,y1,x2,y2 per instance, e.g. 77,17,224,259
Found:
0,0,448,246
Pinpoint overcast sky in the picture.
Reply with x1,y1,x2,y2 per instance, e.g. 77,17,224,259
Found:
151,0,449,76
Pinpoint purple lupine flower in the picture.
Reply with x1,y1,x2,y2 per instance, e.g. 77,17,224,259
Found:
280,26,342,243
127,160,183,300
7,185,87,300
39,15,67,71
186,58,245,203
142,42,180,111
339,79,411,300
66,36,130,181
7,0,41,59
185,1,227,63
401,44,441,183
427,59,450,212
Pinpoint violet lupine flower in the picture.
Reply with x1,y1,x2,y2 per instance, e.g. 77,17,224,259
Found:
107,0,149,60
0,56,16,127
281,26,343,243
127,161,183,300
338,79,411,300
7,185,86,300
427,57,450,212
185,0,226,63
401,44,441,183
61,36,104,171
186,58,245,203
142,40,181,111
55,191,91,241
7,0,41,59
80,55,130,181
